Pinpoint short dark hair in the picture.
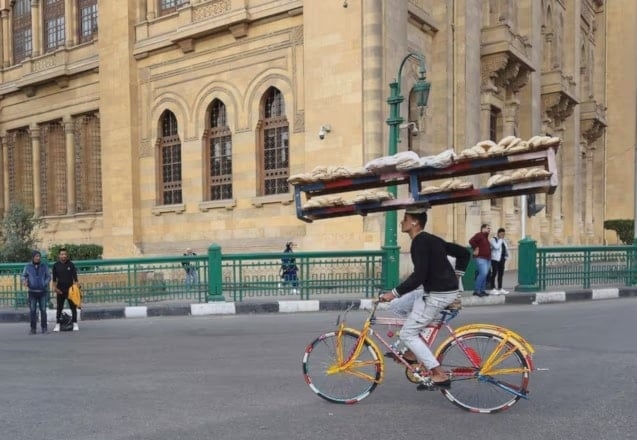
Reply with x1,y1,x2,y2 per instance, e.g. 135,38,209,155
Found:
497,228,505,234
59,248,68,253
481,224,490,229
408,211,428,228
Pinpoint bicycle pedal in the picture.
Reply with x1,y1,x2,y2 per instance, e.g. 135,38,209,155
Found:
416,382,437,391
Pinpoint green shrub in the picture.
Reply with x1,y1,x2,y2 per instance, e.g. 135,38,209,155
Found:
603,219,635,245
0,204,41,262
48,244,103,261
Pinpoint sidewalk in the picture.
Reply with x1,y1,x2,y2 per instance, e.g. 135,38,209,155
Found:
1,281,636,323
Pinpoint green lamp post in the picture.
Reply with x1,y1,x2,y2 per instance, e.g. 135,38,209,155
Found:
382,52,431,290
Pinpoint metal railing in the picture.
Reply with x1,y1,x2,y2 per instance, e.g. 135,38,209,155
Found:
0,248,385,308
536,245,637,290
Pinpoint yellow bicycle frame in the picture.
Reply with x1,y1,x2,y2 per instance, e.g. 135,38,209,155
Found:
325,320,385,384
434,323,535,376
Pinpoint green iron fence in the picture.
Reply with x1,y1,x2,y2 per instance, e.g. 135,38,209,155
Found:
532,245,637,290
0,248,385,308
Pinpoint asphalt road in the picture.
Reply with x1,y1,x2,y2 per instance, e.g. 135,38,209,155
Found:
1,299,636,440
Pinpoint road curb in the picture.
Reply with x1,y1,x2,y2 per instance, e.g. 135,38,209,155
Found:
2,288,637,323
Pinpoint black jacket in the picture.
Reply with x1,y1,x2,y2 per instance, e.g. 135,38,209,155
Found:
395,232,470,296
52,260,78,289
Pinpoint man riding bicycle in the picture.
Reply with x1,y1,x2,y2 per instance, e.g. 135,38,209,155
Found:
379,207,470,389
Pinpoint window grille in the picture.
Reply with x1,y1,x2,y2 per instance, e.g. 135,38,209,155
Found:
74,113,102,212
12,0,32,63
260,88,289,196
43,0,65,52
78,0,98,43
205,99,233,201
158,111,182,205
159,0,185,16
40,121,67,216
6,128,34,210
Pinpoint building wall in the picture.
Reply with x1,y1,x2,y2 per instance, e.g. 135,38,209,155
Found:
0,1,629,265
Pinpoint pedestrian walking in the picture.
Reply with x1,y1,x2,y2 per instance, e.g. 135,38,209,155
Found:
489,228,509,294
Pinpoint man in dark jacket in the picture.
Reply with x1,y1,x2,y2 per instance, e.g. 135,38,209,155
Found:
469,224,491,297
52,248,79,332
379,207,469,390
22,250,51,335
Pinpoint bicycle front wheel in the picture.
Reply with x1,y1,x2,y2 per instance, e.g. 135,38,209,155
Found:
437,332,531,413
302,330,383,404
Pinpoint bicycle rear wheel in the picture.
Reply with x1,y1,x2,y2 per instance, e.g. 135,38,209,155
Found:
302,330,382,404
437,332,531,413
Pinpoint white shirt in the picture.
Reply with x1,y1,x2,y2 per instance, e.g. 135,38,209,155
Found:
490,237,508,262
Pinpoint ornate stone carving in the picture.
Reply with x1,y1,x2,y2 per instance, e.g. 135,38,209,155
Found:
32,54,56,72
580,100,607,144
293,110,305,133
192,0,231,22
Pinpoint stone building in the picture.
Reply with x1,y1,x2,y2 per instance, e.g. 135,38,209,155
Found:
0,0,633,264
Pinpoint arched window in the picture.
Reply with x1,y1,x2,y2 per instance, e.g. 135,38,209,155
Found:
74,113,102,212
157,111,182,205
40,121,67,216
12,0,32,64
204,99,233,201
43,0,65,53
6,128,34,210
258,87,289,196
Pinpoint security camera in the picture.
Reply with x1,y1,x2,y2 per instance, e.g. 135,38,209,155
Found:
400,122,419,137
343,0,348,7
318,124,331,140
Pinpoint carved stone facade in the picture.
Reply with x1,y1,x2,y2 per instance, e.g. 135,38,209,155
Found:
0,0,633,260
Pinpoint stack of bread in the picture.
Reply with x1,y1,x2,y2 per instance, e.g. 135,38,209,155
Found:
288,165,370,185
303,195,347,210
419,178,473,195
352,190,395,204
486,167,553,188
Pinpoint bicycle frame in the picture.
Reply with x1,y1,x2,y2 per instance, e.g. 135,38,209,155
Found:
327,301,534,399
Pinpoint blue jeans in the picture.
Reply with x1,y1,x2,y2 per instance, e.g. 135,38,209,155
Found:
474,258,490,293
185,269,199,289
28,292,48,331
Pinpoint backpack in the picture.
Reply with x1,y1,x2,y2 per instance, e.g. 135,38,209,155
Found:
59,312,74,332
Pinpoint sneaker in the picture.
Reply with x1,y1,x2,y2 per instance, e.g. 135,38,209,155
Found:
53,324,60,333
29,328,36,335
490,289,501,295
73,323,79,332
499,289,510,295
479,291,489,297
41,328,48,334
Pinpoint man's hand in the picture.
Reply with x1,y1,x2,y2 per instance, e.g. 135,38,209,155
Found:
55,288,63,295
379,292,396,303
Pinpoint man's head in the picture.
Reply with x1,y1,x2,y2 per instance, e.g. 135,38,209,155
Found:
32,250,41,263
481,224,491,234
401,207,428,233
58,248,69,262
497,227,506,238
185,248,192,255
285,242,295,251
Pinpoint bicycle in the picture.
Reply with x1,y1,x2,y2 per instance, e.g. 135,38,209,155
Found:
301,299,536,413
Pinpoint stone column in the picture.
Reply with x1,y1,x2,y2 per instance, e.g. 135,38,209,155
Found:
551,125,565,241
584,148,594,238
31,0,42,57
64,118,75,214
1,135,8,213
64,0,77,47
147,0,156,20
0,134,4,217
502,96,520,239
1,10,10,67
30,126,42,217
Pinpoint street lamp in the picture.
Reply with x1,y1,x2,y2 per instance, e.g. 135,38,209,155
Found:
382,52,431,289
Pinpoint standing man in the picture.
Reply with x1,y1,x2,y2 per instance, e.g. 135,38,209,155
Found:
52,248,79,332
182,248,198,290
280,242,299,294
22,250,51,335
469,224,491,297
489,228,509,294
379,208,469,389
